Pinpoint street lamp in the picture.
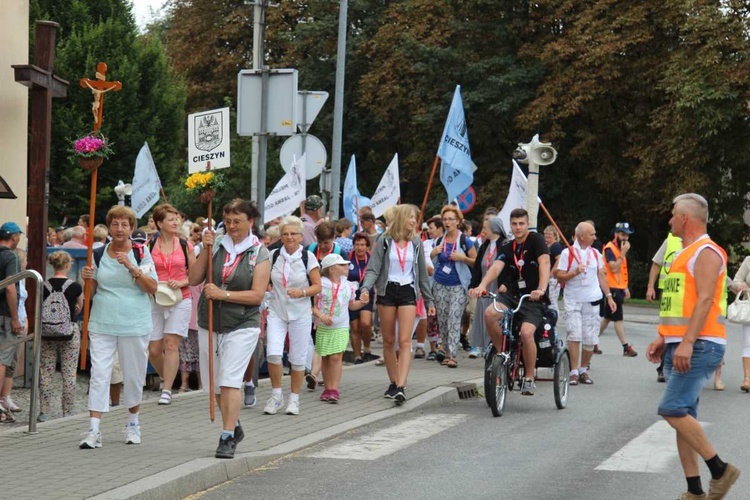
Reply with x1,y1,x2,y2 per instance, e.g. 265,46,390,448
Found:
114,180,132,206
513,134,557,230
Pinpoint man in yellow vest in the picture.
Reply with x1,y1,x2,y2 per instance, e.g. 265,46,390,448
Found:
647,193,739,500
599,222,638,357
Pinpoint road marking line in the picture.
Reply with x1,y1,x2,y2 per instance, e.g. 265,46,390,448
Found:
307,413,471,461
596,420,710,473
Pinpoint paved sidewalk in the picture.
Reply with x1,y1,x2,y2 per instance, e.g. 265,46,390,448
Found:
2,351,485,500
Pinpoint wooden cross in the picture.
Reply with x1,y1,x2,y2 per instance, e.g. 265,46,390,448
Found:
12,21,69,323
79,62,122,131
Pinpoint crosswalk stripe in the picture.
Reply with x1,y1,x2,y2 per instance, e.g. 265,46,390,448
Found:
307,413,471,461
596,420,710,473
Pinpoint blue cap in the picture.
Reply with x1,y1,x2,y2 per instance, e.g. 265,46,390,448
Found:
613,222,634,235
0,222,23,238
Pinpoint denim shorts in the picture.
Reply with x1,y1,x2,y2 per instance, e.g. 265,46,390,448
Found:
378,282,416,307
658,340,725,418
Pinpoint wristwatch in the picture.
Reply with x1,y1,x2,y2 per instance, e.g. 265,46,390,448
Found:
606,293,613,297
225,291,230,300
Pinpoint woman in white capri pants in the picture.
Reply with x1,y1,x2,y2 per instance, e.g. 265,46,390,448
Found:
189,199,271,459
80,206,158,449
264,216,321,416
729,256,750,392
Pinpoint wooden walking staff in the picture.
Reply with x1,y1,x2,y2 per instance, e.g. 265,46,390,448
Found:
79,62,123,369
202,162,217,422
539,201,580,265
418,156,440,225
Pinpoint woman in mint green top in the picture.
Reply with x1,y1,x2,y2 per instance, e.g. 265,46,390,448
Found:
79,206,158,450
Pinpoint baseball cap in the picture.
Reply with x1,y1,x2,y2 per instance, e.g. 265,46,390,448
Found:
305,195,324,211
131,229,148,245
0,222,23,238
613,222,634,235
321,253,350,270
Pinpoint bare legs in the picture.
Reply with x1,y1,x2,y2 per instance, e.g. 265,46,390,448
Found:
379,304,416,387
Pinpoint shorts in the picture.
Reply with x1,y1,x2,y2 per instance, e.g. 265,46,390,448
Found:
151,298,192,340
564,298,600,344
658,340,725,418
349,287,375,321
198,326,260,394
600,289,625,321
496,294,546,330
0,316,18,367
378,282,416,308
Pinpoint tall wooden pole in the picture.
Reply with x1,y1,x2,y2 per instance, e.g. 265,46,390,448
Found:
205,162,216,421
418,156,440,224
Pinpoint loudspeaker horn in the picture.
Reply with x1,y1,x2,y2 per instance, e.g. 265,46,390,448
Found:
529,145,557,166
114,180,133,197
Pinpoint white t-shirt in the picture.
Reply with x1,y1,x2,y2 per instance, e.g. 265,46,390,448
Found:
387,240,415,284
316,276,358,329
268,248,320,322
557,242,604,303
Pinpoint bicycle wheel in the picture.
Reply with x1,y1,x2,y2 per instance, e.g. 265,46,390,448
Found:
554,348,570,409
484,345,497,408
486,354,508,417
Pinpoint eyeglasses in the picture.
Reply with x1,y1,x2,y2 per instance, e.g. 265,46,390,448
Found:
442,218,457,222
223,218,249,226
615,222,630,229
282,232,300,238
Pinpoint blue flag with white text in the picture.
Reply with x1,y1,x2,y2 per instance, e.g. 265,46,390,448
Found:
343,155,371,230
437,85,473,202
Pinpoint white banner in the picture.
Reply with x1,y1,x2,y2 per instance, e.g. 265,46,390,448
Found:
369,154,401,218
264,154,307,223
497,161,541,235
131,142,162,219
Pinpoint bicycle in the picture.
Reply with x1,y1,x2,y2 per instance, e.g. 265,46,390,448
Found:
483,293,570,417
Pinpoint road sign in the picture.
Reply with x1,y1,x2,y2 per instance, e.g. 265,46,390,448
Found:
188,107,231,173
456,186,476,214
237,69,298,136
280,134,327,180
297,91,329,134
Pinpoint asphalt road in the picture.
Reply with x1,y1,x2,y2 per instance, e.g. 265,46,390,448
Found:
192,318,750,500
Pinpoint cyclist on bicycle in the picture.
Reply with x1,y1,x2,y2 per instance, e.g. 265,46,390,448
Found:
469,208,550,396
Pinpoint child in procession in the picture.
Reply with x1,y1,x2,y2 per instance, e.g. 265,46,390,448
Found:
313,254,368,403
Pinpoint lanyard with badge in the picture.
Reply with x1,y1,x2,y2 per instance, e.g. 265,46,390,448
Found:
513,240,526,289
328,280,341,317
573,246,594,285
485,241,496,271
394,241,409,273
442,238,456,274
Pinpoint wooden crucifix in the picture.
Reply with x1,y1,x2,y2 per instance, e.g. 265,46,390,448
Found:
79,62,122,369
12,21,69,330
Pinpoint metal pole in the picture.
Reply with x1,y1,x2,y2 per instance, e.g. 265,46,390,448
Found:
526,161,540,231
250,1,266,204
329,0,348,218
27,270,43,434
258,65,270,222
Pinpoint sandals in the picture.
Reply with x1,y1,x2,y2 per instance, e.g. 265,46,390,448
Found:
435,350,446,363
441,358,458,368
0,409,15,424
305,373,318,391
178,386,192,394
741,379,750,393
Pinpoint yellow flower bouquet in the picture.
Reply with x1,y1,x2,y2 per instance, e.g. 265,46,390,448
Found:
185,171,225,203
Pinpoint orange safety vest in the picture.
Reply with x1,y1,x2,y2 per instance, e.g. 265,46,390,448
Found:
657,237,727,339
603,240,628,289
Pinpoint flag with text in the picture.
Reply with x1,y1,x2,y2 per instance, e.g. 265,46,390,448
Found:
132,142,162,218
437,85,473,202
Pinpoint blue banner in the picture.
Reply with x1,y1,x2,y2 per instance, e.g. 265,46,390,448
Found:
437,85,473,202
342,155,371,230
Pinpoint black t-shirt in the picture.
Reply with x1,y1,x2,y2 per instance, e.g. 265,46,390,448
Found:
549,241,563,261
43,278,83,322
497,231,550,297
0,246,19,317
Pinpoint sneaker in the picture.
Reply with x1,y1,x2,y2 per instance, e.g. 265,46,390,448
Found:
714,379,725,391
263,395,284,415
384,382,397,399
569,374,579,386
285,399,300,416
124,423,141,444
460,335,471,351
234,424,245,445
468,347,482,359
579,372,594,385
593,345,603,355
657,370,666,383
363,352,378,362
354,357,363,365
158,390,172,405
80,429,102,449
414,347,426,359
305,373,317,391
37,412,49,423
320,390,331,402
394,386,406,404
706,463,740,500
678,492,707,500
521,378,536,396
426,351,437,361
435,350,446,363
3,396,21,412
243,385,256,408
623,346,638,357
328,389,339,404
215,435,237,459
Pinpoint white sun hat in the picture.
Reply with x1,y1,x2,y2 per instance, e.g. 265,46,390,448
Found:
320,253,350,270
154,282,183,307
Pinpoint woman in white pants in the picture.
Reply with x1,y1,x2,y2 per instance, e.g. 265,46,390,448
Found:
730,256,750,392
80,206,158,449
264,216,321,416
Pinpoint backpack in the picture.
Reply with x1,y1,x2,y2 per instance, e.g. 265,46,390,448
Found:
558,250,576,289
149,238,189,270
93,243,144,268
271,248,312,286
41,280,74,340
434,234,471,255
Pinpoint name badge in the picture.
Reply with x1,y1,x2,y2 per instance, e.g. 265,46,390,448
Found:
442,265,452,274
518,279,527,289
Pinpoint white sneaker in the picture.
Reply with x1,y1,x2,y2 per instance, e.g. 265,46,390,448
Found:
263,395,284,415
80,430,102,449
3,396,20,412
124,424,141,445
285,399,300,416
158,390,172,405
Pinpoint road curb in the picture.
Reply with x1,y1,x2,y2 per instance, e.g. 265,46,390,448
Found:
90,380,478,500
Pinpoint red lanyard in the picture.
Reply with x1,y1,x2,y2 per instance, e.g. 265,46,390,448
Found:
573,246,592,271
443,238,457,258
394,241,409,273
159,236,176,277
485,241,496,269
222,252,243,284
353,251,369,283
512,240,525,277
328,281,341,317
316,245,332,261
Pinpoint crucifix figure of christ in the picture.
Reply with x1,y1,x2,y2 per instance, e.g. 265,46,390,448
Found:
79,62,122,132
12,21,68,333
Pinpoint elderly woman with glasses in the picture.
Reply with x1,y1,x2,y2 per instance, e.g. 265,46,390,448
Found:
429,205,477,368
263,216,322,416
189,199,271,459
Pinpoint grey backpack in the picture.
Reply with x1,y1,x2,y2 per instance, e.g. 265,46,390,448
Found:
41,280,74,340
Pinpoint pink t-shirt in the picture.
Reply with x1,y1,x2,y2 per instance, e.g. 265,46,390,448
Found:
151,236,193,299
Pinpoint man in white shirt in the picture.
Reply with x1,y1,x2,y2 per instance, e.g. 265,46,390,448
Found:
554,221,616,385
